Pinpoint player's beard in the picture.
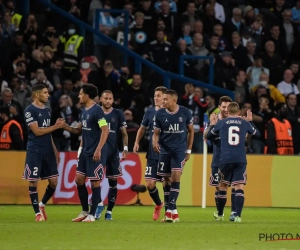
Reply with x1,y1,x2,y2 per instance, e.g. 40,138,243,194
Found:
104,103,112,110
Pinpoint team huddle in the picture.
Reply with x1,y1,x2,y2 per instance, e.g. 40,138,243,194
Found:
22,83,258,223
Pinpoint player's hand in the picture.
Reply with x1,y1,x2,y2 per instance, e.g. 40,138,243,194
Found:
133,143,139,154
93,149,101,162
245,110,253,121
209,113,218,125
153,142,160,153
121,150,128,160
185,153,190,162
55,118,64,124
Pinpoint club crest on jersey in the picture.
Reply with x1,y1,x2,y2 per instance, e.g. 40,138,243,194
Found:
178,117,183,122
25,112,31,118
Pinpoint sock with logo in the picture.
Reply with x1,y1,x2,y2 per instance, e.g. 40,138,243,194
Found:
167,182,180,211
231,188,236,214
163,184,171,212
29,186,40,214
89,186,101,216
235,189,245,217
77,184,89,212
148,187,162,206
215,190,219,211
107,187,117,212
217,190,227,216
41,185,56,205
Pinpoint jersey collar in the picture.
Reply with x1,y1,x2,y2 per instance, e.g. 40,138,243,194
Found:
103,107,113,114
166,105,179,115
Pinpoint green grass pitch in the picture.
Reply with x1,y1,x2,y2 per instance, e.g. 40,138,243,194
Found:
0,205,300,250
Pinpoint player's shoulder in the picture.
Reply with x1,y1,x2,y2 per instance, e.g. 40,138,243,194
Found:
44,105,51,111
155,108,166,115
93,104,104,113
112,108,124,116
145,106,157,115
178,105,190,114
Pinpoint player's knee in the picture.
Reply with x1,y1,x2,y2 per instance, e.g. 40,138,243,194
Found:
90,180,100,188
171,173,181,183
219,183,228,191
146,180,156,190
75,175,85,186
29,181,37,187
48,178,57,189
215,187,219,191
108,178,118,188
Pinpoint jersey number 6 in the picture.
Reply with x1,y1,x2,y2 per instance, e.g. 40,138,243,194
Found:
228,126,240,146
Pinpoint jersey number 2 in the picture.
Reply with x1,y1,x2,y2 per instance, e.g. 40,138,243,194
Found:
228,126,240,145
33,167,38,176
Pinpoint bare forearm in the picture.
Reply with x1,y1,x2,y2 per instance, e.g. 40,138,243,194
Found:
134,127,146,144
34,125,58,136
187,130,194,150
64,125,82,134
122,133,128,147
96,128,109,150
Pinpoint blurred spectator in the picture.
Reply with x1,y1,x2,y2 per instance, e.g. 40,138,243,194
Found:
286,93,300,154
234,70,249,105
131,12,150,55
205,94,219,116
208,0,225,24
180,2,200,29
116,2,135,29
215,51,238,90
51,94,80,151
277,69,300,96
1,10,16,40
265,103,294,155
291,0,300,26
213,24,228,51
0,88,25,129
261,40,284,85
93,1,117,64
156,0,177,35
65,0,81,19
0,105,24,150
51,79,77,109
177,22,192,46
181,83,207,153
281,9,299,52
244,6,256,26
202,3,221,36
171,39,195,78
10,76,32,109
0,68,8,92
155,0,177,13
229,32,248,70
143,29,172,70
241,26,255,47
123,109,139,150
135,0,156,34
251,72,285,105
187,33,208,73
44,57,64,91
226,8,244,36
272,0,286,22
59,24,84,77
31,68,54,93
121,73,150,110
246,54,270,89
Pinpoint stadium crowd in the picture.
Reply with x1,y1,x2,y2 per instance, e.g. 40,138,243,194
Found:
0,0,299,154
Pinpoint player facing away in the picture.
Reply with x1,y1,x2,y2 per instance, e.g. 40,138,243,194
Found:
153,89,194,222
133,86,168,221
64,84,109,222
207,102,261,222
22,84,66,221
204,96,237,221
94,90,129,220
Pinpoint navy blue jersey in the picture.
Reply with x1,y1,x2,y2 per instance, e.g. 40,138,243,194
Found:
154,105,193,154
104,108,127,155
210,117,260,164
141,107,158,160
81,104,107,156
24,104,53,153
205,116,221,168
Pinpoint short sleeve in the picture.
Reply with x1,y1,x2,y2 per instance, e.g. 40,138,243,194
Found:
211,121,221,135
153,113,161,130
24,108,37,127
118,111,127,130
246,121,257,135
95,107,107,126
186,109,193,126
141,111,149,128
